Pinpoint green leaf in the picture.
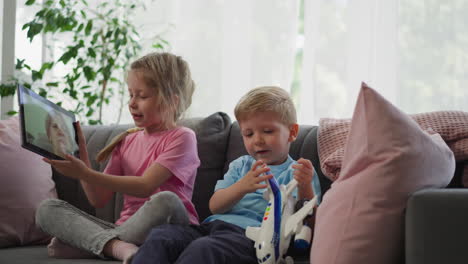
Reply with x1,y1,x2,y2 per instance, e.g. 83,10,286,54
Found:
25,0,35,6
114,28,120,38
0,83,17,97
77,23,84,32
58,52,72,64
38,88,47,98
46,82,59,87
36,9,46,18
70,89,78,99
58,46,79,64
85,109,94,117
32,70,43,81
152,43,163,50
26,22,43,42
88,48,96,58
105,30,113,38
88,119,99,125
83,66,96,81
85,20,93,36
40,62,54,74
86,94,98,106
15,59,26,70
7,111,18,116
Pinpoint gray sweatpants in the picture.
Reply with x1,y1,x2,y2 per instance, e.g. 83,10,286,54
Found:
35,191,190,256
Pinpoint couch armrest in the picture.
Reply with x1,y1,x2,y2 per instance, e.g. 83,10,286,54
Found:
406,188,468,264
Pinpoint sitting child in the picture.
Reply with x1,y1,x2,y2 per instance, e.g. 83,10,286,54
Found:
129,86,321,264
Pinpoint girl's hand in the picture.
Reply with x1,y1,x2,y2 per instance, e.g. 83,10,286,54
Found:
43,154,91,180
292,158,314,187
237,160,273,194
74,121,91,168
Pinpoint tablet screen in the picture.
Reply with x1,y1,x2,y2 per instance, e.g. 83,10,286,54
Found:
17,84,79,160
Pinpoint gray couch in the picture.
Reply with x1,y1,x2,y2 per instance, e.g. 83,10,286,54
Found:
1,112,467,264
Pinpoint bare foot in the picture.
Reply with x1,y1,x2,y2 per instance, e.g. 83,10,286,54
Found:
47,237,95,259
104,239,139,261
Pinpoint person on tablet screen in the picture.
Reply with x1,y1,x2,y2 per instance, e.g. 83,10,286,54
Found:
45,111,76,158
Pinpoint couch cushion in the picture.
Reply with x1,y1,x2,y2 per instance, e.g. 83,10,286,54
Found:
311,83,455,264
0,245,119,264
0,116,56,248
179,112,231,221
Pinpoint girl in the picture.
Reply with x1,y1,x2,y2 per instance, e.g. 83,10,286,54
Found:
36,52,200,262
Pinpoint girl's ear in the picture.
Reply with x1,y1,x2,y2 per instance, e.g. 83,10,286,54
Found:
172,95,180,107
288,123,299,142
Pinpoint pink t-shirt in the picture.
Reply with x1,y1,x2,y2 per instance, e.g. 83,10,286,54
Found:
104,126,200,225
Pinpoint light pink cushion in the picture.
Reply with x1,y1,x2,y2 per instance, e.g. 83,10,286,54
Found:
311,83,455,264
0,116,56,248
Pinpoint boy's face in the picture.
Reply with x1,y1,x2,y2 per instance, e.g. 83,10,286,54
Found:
239,111,298,165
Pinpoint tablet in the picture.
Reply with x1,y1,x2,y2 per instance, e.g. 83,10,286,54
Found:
17,84,79,160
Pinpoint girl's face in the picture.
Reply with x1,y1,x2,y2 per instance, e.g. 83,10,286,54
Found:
239,111,298,165
127,71,168,133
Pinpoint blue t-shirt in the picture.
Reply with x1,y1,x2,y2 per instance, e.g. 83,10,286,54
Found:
203,155,321,229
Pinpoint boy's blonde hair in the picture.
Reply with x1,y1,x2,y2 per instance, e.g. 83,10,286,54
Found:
234,86,297,125
96,52,195,162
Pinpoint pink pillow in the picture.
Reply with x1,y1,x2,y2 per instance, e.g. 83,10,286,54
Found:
311,83,455,264
0,116,56,248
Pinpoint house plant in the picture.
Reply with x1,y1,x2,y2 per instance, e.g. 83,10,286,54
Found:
1,0,167,124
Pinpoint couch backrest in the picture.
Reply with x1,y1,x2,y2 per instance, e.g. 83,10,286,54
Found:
52,112,232,222
52,112,330,223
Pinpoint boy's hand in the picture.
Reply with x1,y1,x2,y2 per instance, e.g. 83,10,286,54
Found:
292,158,314,184
43,154,90,180
237,160,273,194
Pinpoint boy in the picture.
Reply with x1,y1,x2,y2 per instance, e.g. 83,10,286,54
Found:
129,86,321,264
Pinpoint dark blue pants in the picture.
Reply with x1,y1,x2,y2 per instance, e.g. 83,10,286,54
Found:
131,220,257,264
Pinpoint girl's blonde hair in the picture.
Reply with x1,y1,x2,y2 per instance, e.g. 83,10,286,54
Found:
96,52,195,162
234,86,297,126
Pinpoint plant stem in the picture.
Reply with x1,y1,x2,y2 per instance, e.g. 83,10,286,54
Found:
99,78,107,123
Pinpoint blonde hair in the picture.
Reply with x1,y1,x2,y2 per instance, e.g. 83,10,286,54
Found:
96,52,195,162
234,86,297,126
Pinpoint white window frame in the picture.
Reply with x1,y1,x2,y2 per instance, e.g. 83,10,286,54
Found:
1,0,16,120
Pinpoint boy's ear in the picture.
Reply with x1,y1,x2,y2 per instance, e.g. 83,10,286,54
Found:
288,123,299,142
